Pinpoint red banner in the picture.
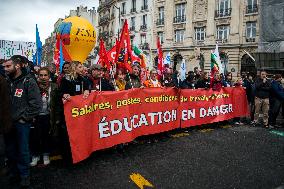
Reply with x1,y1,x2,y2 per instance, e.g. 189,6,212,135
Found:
64,87,248,163
179,87,249,128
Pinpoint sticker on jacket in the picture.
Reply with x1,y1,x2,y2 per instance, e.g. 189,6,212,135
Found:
15,89,23,97
76,85,81,92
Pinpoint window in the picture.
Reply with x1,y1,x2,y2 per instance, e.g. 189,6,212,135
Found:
175,3,186,23
131,0,136,12
140,15,147,30
216,0,231,17
157,7,164,25
143,0,148,7
246,22,256,39
121,3,126,14
140,35,146,44
246,0,258,14
142,0,148,10
130,36,135,47
216,25,229,40
142,14,147,26
175,30,185,43
130,17,135,31
157,32,164,44
195,27,206,41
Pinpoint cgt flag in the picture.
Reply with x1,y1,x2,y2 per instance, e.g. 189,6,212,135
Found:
115,20,133,72
99,38,111,70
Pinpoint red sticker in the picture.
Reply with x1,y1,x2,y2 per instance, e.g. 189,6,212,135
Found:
15,89,23,97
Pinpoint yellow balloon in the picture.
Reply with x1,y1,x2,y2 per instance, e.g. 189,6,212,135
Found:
57,16,96,63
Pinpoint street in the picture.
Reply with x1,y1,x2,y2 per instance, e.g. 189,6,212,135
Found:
1,124,284,189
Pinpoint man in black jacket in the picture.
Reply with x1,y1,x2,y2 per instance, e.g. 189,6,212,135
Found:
252,71,271,127
2,56,42,187
269,74,284,127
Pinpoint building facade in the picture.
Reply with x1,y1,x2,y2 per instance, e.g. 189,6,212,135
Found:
42,6,98,65
97,0,118,48
256,0,284,74
152,0,260,76
118,0,155,53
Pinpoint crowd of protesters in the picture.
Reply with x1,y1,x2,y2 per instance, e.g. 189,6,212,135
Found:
0,55,283,187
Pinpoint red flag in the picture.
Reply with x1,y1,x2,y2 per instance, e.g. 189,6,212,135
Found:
99,38,111,70
53,35,60,70
107,44,117,65
157,37,163,79
115,20,133,72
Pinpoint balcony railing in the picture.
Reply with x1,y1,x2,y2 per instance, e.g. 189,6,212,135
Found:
99,15,110,25
215,8,232,17
140,25,147,31
156,19,164,25
173,16,186,23
246,38,256,42
130,8,136,13
129,26,135,31
246,5,258,14
139,43,149,50
216,38,228,43
141,5,148,11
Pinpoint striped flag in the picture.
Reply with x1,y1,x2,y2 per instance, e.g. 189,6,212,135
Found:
211,44,223,74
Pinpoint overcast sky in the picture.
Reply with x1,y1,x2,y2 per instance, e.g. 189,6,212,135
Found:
0,0,99,43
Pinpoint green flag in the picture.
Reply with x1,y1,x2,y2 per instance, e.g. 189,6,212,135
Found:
133,45,143,56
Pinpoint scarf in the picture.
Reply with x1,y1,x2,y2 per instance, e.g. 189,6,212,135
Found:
38,79,50,95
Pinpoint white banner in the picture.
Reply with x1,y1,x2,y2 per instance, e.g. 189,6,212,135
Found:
0,40,36,61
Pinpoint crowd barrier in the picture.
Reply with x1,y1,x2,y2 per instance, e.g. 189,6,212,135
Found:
64,87,249,163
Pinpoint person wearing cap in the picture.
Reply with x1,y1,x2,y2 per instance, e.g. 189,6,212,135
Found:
90,64,114,91
143,69,161,88
269,74,284,128
125,64,142,89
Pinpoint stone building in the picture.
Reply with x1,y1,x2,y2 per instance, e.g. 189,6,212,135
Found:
257,0,284,74
153,0,260,77
42,6,98,65
97,0,119,48
118,0,155,52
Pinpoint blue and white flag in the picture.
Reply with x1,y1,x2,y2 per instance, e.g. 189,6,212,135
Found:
163,52,171,65
179,59,186,81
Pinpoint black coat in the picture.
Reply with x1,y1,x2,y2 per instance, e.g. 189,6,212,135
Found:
254,78,271,99
0,75,12,134
6,73,42,122
60,75,89,96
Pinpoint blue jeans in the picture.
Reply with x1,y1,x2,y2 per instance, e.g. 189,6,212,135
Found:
4,122,30,177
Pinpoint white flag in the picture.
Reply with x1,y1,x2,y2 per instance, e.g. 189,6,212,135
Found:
93,54,100,65
179,59,186,81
